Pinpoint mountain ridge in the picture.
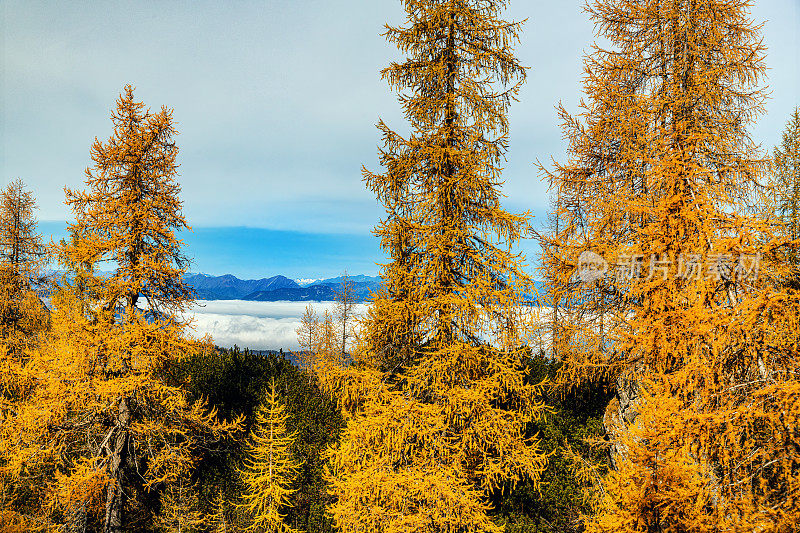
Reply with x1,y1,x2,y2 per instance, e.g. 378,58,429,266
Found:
183,273,382,302
182,273,545,303
183,273,300,300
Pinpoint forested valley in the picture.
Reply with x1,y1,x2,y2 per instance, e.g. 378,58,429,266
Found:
2,0,799,532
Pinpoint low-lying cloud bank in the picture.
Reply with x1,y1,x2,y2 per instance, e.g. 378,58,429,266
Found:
181,300,368,350
180,300,552,353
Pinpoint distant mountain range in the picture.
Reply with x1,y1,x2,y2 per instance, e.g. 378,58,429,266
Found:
183,273,383,302
182,273,300,300
183,273,546,303
43,270,544,303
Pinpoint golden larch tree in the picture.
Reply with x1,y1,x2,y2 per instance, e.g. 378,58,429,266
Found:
0,85,239,532
207,488,239,533
540,0,800,530
64,84,191,319
0,179,50,531
0,179,49,354
154,478,206,533
64,83,192,531
773,107,800,284
296,304,318,354
307,309,348,391
323,1,547,531
238,379,302,533
295,304,319,371
0,179,45,276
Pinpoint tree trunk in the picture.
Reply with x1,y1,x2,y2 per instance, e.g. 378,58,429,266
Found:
104,397,132,533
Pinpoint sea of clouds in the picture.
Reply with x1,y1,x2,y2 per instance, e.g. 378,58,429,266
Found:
180,300,369,351
180,300,555,353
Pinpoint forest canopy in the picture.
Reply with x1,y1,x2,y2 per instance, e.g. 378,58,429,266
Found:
1,1,798,532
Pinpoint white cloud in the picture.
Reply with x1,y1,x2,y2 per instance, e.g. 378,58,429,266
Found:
181,300,368,350
185,313,301,350
179,300,553,352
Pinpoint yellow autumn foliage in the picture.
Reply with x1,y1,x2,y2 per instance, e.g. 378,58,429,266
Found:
540,0,800,530
773,107,800,281
315,1,548,531
0,86,240,532
0,179,49,360
238,380,302,533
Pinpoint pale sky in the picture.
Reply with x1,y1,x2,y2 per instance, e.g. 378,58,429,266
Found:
1,0,798,277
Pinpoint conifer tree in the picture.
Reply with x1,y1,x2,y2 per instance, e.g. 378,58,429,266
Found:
540,0,800,530
324,1,547,531
238,380,302,533
154,479,206,533
773,107,800,284
307,310,347,386
66,83,192,531
0,86,239,532
64,84,191,319
333,272,357,356
207,489,238,533
0,178,48,363
0,180,51,530
296,304,319,371
0,179,48,354
296,304,318,354
0,179,45,280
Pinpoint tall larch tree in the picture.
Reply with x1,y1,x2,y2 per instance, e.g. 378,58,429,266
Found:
0,179,46,281
0,179,49,354
322,1,547,531
773,107,800,285
0,180,50,530
65,84,192,320
540,0,800,530
238,380,302,533
0,85,239,532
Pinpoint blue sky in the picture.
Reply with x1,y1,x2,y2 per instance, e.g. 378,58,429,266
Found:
39,221,544,280
40,221,384,279
3,1,798,279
